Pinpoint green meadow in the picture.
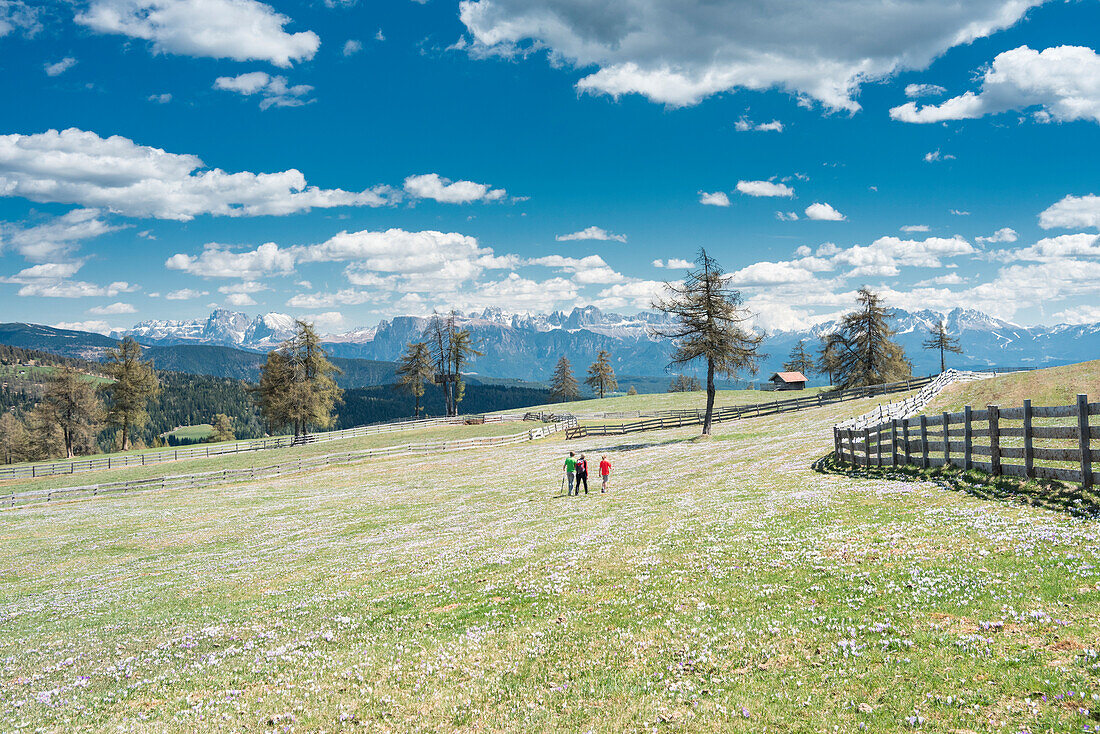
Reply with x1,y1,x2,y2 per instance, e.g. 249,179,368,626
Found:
0,384,1097,732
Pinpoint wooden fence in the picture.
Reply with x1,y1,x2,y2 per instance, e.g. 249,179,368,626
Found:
565,375,940,439
834,394,1098,488
835,369,995,432
0,413,526,481
2,416,577,509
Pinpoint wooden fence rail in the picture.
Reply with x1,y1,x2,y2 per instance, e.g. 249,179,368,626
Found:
833,394,1099,488
0,412,527,482
3,417,578,509
565,375,942,439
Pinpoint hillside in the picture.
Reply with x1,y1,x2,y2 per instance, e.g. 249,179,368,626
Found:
924,360,1100,414
144,343,401,388
2,393,1096,732
0,322,118,360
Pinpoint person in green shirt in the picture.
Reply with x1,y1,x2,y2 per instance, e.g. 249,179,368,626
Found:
563,451,576,496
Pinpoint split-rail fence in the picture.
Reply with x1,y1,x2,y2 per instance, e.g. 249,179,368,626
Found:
3,416,577,509
834,394,1098,489
565,375,940,439
0,413,526,481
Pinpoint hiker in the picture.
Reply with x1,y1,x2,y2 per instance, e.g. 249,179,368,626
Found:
599,455,611,492
563,451,576,496
576,454,589,495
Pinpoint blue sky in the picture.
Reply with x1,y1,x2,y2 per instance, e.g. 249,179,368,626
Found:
2,0,1100,335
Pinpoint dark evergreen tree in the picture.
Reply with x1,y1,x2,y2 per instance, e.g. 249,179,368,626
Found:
40,367,101,458
426,312,481,416
211,413,235,442
584,350,618,399
783,340,816,375
652,249,766,435
831,288,912,388
101,337,159,451
922,321,963,372
255,322,343,437
396,341,435,418
817,334,842,387
548,356,581,402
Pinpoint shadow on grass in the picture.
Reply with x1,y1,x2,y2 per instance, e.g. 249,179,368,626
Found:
812,452,1100,520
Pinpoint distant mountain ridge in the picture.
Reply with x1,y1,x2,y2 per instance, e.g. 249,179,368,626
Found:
4,303,1100,385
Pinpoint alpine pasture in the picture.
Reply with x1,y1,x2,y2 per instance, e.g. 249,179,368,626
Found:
1,385,1098,733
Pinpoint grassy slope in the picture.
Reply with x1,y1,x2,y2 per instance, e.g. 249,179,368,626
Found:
2,391,1097,732
0,363,111,385
523,385,831,415
0,422,533,493
163,424,215,441
926,360,1100,413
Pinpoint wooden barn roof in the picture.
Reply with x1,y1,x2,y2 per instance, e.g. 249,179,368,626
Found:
770,371,808,383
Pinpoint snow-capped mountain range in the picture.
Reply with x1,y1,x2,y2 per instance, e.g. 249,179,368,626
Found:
124,310,300,351
114,305,1100,382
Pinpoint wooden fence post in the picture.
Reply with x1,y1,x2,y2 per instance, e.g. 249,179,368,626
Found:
903,421,911,465
834,427,841,460
1023,399,1035,479
876,425,883,467
919,415,929,469
989,405,1001,477
891,419,899,467
862,428,871,467
964,406,973,471
943,411,951,468
847,429,856,466
1078,394,1092,489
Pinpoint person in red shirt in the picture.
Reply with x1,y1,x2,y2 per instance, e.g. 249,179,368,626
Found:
599,455,611,493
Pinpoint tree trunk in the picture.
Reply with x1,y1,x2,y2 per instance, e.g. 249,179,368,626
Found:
122,417,129,452
414,391,420,419
703,359,716,435
940,346,945,373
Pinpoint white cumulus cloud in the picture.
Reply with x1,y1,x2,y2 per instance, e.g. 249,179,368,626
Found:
53,320,115,335
804,202,846,221
225,293,257,306
699,191,730,207
904,83,946,98
1004,233,1100,261
214,71,313,109
1040,194,1100,230
0,128,395,220
458,0,1044,111
403,173,507,204
976,227,1017,244
737,180,794,198
555,225,626,243
891,46,1100,124
75,0,320,67
165,242,296,278
0,208,121,262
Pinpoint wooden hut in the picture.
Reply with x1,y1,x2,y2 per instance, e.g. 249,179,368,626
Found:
768,371,807,391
